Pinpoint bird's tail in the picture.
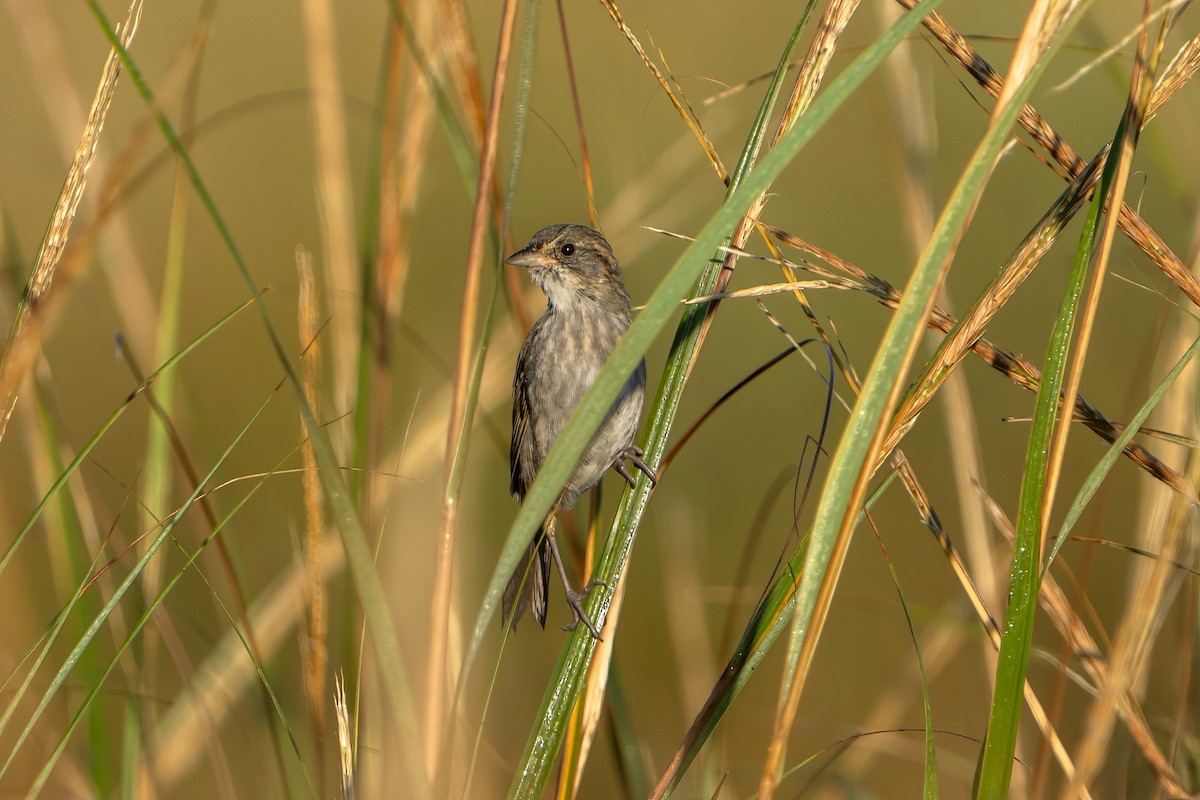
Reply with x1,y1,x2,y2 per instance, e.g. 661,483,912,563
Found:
502,529,551,631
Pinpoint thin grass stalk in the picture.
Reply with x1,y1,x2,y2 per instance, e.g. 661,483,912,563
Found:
488,4,950,796
84,4,430,795
596,0,728,183
299,0,359,427
425,0,522,771
553,0,598,227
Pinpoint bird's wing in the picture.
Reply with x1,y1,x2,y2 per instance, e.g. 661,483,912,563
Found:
510,359,536,499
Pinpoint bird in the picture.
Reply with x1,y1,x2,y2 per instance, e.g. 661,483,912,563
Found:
504,224,655,640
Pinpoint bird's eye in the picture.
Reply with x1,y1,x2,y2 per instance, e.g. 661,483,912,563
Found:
560,243,575,257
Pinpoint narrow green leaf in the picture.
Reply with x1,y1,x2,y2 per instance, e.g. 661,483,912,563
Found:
977,33,1116,800
1045,336,1200,567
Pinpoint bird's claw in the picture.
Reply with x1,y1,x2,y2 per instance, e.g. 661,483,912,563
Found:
612,445,656,489
561,582,605,640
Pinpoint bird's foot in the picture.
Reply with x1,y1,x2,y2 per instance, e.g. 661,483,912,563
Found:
612,445,656,489
561,578,609,640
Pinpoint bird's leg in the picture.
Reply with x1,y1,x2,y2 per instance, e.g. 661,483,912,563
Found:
544,520,606,640
612,444,656,488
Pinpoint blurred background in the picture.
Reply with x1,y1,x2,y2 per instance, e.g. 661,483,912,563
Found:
0,0,1197,797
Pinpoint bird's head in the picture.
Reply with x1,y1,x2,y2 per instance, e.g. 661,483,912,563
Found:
506,224,632,315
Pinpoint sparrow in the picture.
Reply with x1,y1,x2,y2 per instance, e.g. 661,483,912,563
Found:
504,224,655,639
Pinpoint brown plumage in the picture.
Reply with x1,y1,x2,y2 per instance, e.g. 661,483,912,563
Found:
504,224,654,639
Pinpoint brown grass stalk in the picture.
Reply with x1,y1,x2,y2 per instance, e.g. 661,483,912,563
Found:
296,245,329,786
0,0,141,444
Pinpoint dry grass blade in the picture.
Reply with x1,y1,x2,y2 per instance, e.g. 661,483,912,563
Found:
296,246,328,785
336,672,357,800
597,0,728,183
0,0,141,443
683,278,857,302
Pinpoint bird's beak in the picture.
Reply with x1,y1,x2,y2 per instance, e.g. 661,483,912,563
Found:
505,246,551,269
